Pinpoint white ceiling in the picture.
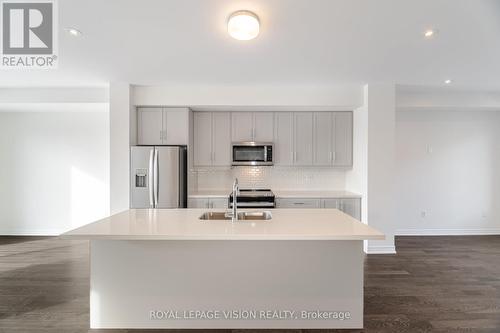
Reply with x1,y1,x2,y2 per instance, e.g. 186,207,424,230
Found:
1,0,500,89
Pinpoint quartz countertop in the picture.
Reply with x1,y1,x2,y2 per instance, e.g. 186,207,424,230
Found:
188,190,361,199
63,208,383,241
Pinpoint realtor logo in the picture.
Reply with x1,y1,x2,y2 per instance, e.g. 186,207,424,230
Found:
1,0,58,68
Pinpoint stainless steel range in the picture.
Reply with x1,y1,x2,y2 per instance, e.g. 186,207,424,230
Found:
229,189,275,209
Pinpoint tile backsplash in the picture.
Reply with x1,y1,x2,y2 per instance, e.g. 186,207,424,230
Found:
193,166,346,191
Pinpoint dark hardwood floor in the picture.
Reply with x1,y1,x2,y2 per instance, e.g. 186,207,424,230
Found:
0,236,499,333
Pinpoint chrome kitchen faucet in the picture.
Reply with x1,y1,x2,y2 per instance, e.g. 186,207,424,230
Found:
225,178,239,222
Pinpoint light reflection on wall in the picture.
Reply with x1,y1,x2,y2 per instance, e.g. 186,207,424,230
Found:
71,166,108,228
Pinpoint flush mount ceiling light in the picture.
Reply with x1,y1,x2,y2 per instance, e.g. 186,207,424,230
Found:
424,29,437,38
227,11,260,40
444,79,452,84
65,27,82,37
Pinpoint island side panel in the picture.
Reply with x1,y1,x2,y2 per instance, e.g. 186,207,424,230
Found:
90,240,363,329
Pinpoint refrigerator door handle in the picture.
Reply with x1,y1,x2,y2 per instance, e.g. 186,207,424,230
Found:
148,148,155,208
153,148,159,208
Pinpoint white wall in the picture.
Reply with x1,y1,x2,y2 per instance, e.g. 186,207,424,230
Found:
396,86,500,110
0,111,109,235
363,84,396,254
396,109,500,235
345,105,368,224
109,83,132,214
132,84,363,108
134,83,363,194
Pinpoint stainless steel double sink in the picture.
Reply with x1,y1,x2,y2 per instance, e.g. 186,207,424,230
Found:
199,211,272,221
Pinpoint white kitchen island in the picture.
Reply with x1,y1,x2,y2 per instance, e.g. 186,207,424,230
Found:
64,208,384,330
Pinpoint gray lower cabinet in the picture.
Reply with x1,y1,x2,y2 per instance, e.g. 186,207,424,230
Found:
275,198,321,209
187,198,209,208
189,195,360,220
210,198,229,208
322,198,341,209
335,198,361,220
188,197,228,209
276,197,361,220
322,198,361,220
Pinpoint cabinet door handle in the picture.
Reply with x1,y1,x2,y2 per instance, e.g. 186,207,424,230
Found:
332,151,336,163
294,202,305,205
329,152,333,162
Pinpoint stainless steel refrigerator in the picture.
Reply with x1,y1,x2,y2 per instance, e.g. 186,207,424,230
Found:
130,146,187,208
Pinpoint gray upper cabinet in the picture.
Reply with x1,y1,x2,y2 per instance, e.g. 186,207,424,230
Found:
274,112,294,166
212,112,231,166
293,112,314,166
312,111,353,167
193,112,231,167
164,108,189,145
313,112,333,166
231,112,274,142
137,108,163,145
193,112,213,166
253,112,274,141
333,112,353,167
231,112,253,141
138,107,188,145
193,110,352,168
274,112,318,167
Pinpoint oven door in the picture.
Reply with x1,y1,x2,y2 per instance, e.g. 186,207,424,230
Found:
231,143,273,166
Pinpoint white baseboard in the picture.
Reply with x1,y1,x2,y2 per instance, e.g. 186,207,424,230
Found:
396,228,500,236
366,245,396,254
0,229,64,236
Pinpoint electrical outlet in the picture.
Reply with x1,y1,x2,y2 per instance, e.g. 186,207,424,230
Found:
426,146,433,154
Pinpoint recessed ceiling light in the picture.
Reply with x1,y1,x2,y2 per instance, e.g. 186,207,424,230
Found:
424,29,436,38
65,28,82,37
227,11,260,40
444,79,452,84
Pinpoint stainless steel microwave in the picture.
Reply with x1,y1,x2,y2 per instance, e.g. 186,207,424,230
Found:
231,142,274,166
